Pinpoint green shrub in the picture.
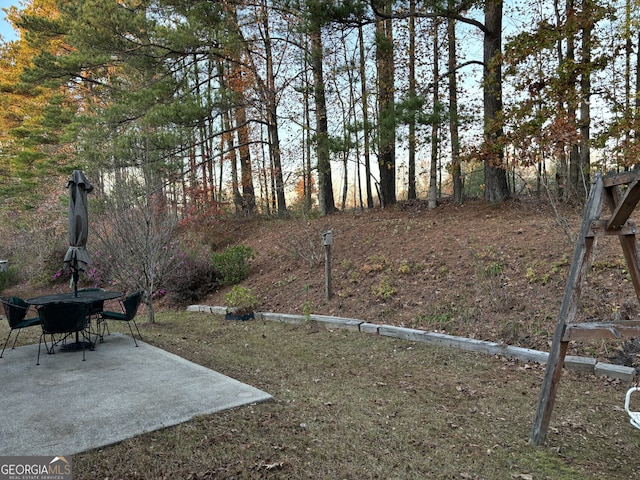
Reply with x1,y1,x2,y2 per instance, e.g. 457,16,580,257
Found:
224,285,258,314
0,266,19,292
211,245,255,285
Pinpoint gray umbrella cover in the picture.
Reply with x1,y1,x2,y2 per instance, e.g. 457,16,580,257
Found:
63,170,94,274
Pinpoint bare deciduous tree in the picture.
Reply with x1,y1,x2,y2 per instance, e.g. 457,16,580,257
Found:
93,167,180,324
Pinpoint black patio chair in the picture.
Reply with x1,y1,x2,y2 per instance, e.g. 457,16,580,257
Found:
78,287,106,316
99,291,143,346
36,302,92,365
78,287,107,341
0,296,41,358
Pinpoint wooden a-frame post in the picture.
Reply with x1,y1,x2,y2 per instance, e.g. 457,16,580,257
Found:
531,171,640,446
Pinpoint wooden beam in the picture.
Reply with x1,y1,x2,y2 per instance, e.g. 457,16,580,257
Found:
587,219,638,237
606,181,640,231
603,170,640,188
564,321,640,341
619,233,640,304
603,183,623,209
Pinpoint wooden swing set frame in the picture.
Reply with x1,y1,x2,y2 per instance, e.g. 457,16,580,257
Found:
531,170,640,445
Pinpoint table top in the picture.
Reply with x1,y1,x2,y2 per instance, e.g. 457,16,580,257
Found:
26,290,122,305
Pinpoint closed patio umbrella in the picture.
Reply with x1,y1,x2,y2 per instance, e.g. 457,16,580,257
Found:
62,170,94,297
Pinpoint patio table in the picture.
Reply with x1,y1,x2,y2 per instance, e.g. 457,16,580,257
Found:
27,290,122,350
26,290,122,306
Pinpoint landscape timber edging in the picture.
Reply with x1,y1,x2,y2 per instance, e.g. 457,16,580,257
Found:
186,305,637,382
187,305,227,315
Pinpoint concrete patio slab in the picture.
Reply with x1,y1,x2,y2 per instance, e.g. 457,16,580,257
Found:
0,333,272,456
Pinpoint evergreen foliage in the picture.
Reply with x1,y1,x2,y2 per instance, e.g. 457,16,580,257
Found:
0,0,638,219
211,245,255,286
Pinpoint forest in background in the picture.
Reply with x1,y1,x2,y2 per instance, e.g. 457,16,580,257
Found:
0,0,639,215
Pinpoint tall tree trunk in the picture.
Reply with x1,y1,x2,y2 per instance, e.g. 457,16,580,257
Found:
341,154,348,209
262,0,287,216
200,134,208,204
483,0,509,203
375,0,396,207
636,30,640,169
268,128,277,213
407,0,417,200
311,26,336,215
193,55,209,211
355,127,363,209
260,126,271,215
218,116,224,205
230,67,255,215
303,80,312,210
447,1,463,204
554,0,569,202
358,25,374,208
336,37,354,210
625,0,632,167
205,59,216,207
189,144,198,207
578,2,591,197
218,61,242,213
206,120,216,207
226,5,255,216
266,112,286,217
637,30,640,136
303,41,313,211
188,131,198,208
429,20,440,209
346,40,363,210
234,102,255,216
565,0,582,199
224,111,243,215
305,86,313,210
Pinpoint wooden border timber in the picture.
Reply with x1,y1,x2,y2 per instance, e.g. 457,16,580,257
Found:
530,171,640,446
564,321,640,341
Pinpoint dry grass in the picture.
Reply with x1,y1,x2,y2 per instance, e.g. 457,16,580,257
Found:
6,311,630,479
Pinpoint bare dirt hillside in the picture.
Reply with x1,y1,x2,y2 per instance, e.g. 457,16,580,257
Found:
201,197,640,366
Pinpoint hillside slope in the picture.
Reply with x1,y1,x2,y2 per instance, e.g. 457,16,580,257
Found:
202,198,639,364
